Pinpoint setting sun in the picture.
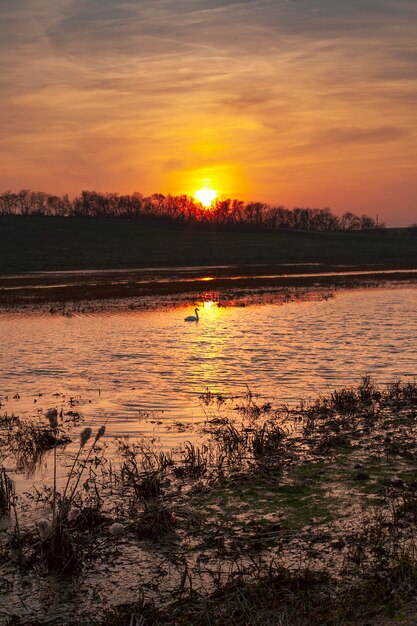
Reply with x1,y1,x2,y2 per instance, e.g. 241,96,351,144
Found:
194,188,217,207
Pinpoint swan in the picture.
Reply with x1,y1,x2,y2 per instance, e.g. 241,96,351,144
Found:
184,308,199,322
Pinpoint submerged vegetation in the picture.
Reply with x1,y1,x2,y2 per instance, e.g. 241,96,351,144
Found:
1,377,417,624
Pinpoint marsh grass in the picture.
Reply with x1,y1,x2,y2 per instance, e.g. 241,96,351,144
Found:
5,421,109,575
0,411,70,474
132,502,177,540
40,425,108,572
96,550,417,626
118,437,173,502
2,377,417,624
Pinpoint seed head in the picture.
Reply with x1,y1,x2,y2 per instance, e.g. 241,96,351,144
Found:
80,427,92,447
36,518,52,539
45,408,58,429
68,507,81,522
109,522,125,537
95,425,106,443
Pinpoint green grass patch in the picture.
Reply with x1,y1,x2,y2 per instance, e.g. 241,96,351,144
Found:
189,465,333,530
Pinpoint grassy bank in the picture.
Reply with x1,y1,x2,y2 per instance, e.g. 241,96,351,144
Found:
2,378,417,625
1,216,417,274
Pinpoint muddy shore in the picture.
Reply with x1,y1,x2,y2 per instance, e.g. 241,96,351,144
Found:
1,264,417,311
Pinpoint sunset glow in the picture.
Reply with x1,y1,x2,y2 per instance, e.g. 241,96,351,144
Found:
1,1,417,224
2,0,417,620
194,189,218,208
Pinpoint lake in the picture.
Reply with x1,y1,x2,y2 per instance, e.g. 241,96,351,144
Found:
1,286,416,449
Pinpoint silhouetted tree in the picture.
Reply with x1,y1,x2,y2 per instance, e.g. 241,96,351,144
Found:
0,189,383,232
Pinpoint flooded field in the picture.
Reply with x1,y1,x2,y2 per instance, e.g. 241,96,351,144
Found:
2,264,417,310
1,285,417,625
1,286,416,444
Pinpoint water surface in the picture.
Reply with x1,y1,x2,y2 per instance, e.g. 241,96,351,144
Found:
1,287,416,447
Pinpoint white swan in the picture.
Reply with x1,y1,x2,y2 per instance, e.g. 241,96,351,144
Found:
184,308,199,322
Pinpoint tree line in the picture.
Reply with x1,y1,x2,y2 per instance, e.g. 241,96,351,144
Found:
0,189,383,231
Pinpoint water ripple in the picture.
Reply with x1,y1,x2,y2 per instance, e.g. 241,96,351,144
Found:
0,287,416,442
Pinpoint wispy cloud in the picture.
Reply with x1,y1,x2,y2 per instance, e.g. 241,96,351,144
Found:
1,0,416,223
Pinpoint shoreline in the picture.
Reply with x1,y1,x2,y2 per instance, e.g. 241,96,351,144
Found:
1,264,417,312
2,377,417,625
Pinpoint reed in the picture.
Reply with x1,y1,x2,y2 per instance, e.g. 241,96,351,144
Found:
0,467,13,516
30,420,107,573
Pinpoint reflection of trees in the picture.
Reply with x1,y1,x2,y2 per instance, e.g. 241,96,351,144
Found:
0,189,384,231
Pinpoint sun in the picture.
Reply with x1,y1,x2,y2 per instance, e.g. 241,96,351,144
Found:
194,188,217,208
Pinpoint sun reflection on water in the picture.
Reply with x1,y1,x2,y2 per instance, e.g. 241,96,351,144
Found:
2,288,417,449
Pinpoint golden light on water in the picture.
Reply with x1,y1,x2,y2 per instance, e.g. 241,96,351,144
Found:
194,188,218,207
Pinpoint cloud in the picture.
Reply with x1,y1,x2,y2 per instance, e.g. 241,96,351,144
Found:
314,126,410,147
0,0,416,223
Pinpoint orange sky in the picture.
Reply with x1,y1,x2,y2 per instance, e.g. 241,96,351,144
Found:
1,0,416,225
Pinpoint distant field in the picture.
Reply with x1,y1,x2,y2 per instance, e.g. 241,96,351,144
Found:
1,215,417,274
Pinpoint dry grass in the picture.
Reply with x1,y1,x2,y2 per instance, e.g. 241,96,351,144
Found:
2,378,417,625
